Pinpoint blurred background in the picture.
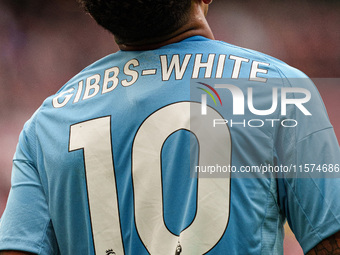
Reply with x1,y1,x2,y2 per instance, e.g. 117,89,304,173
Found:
0,0,339,254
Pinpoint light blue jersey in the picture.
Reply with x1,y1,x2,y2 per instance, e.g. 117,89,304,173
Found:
1,36,340,254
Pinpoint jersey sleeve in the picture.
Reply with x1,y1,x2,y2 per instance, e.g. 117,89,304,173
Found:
275,76,340,253
0,113,59,254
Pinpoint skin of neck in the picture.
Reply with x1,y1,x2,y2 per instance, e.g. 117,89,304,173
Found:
117,0,214,51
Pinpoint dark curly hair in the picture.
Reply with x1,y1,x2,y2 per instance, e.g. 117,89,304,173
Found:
77,0,192,43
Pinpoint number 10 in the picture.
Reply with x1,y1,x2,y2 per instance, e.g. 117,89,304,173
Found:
69,102,231,254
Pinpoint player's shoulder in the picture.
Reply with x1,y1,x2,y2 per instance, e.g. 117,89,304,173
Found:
57,52,121,93
199,37,309,80
41,51,124,109
22,52,118,125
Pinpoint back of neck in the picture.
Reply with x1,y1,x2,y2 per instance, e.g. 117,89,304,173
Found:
117,3,214,51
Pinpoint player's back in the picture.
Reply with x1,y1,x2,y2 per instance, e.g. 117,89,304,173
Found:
1,36,338,254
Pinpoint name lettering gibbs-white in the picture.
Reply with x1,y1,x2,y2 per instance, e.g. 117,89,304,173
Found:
52,54,270,108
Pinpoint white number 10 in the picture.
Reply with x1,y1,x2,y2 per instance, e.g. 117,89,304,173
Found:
69,102,231,255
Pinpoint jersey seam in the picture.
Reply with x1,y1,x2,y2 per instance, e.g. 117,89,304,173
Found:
283,178,323,245
280,74,336,251
309,179,340,230
279,68,317,245
36,219,51,255
260,178,269,254
260,177,271,255
213,40,286,80
296,126,334,144
13,158,35,164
